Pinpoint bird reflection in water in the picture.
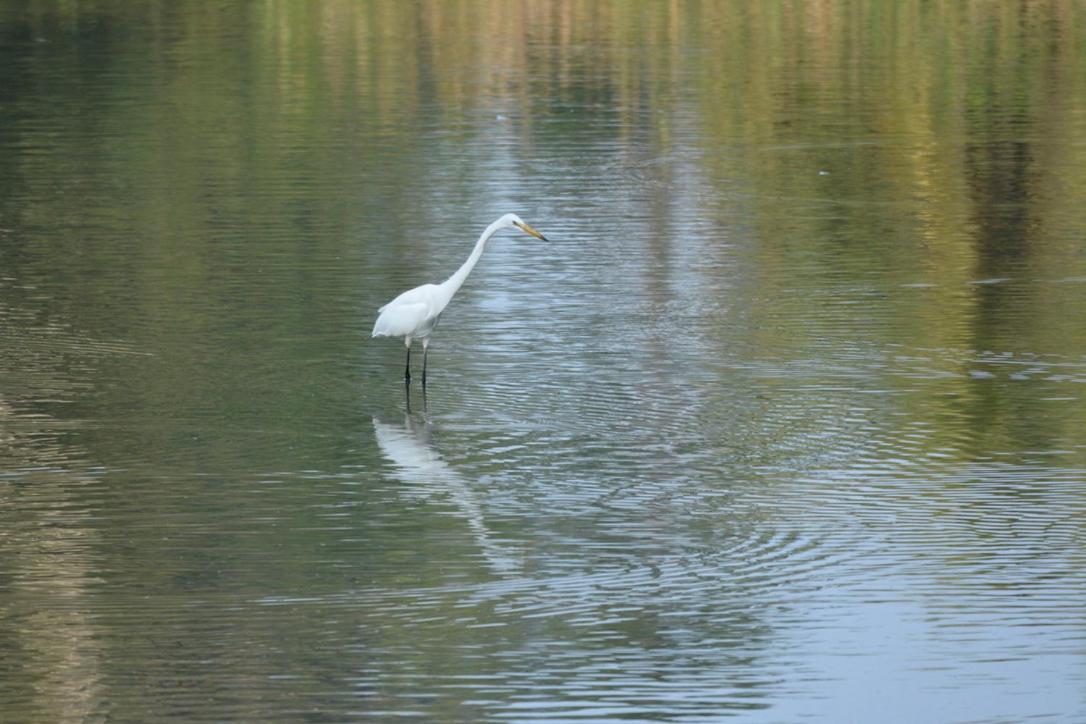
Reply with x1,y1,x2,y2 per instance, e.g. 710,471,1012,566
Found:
404,379,427,415
372,413,521,576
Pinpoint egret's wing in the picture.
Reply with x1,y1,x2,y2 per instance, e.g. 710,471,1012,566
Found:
372,301,429,337
378,283,440,312
372,284,441,337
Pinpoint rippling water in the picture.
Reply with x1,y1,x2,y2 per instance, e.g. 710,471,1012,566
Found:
2,1,1085,722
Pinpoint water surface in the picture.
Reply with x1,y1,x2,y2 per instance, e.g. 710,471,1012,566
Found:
1,2,1085,721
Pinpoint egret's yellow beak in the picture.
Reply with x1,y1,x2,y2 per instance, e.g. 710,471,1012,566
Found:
513,220,549,242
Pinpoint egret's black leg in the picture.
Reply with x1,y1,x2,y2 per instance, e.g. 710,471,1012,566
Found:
404,346,411,384
421,344,429,388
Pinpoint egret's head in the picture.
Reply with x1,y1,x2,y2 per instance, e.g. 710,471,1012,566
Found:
502,213,549,242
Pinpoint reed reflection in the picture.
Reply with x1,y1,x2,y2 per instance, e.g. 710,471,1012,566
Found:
0,307,105,722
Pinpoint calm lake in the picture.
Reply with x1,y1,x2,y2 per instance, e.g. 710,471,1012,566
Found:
2,1,1085,721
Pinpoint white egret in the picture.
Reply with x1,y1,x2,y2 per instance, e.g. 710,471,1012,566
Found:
371,213,549,385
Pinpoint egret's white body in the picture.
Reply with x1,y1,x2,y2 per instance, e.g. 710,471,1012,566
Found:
372,213,548,384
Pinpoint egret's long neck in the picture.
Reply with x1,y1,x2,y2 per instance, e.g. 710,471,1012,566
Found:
440,219,504,298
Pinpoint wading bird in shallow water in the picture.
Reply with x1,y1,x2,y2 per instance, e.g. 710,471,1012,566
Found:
371,213,549,386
